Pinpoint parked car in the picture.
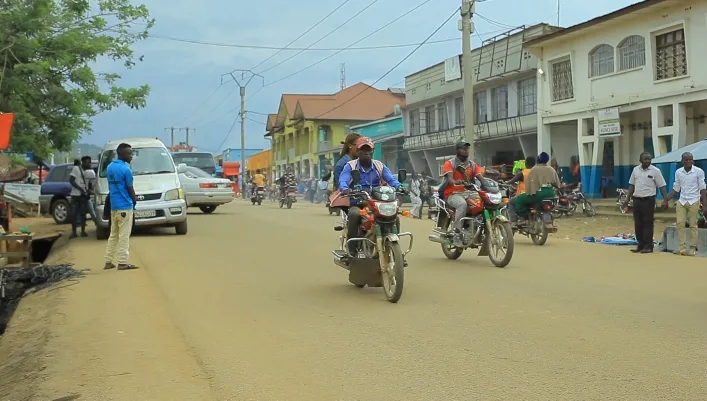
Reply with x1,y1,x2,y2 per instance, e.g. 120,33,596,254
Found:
178,166,233,213
39,161,98,224
171,152,217,176
94,138,188,239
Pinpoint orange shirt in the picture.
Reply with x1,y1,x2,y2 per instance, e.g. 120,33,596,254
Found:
442,159,482,199
516,168,530,195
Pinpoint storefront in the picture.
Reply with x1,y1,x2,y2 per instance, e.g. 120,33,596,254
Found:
351,115,410,171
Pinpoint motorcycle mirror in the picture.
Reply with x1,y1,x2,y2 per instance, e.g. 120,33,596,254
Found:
397,169,407,182
351,170,361,184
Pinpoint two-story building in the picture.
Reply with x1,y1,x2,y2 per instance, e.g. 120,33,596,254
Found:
403,23,559,176
350,113,408,171
265,83,405,179
526,0,707,197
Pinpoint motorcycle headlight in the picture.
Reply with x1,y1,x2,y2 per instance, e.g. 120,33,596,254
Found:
376,202,398,217
165,189,184,201
487,193,502,204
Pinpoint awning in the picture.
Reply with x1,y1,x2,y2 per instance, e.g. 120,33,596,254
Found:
371,132,404,144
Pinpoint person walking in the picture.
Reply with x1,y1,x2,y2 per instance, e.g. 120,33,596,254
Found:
409,174,423,219
81,156,98,225
104,143,138,270
69,158,90,238
623,152,668,254
662,152,707,256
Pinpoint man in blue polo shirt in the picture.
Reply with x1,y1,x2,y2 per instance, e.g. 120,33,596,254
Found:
104,143,138,270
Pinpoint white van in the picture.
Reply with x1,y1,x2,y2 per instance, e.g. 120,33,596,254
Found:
94,138,188,239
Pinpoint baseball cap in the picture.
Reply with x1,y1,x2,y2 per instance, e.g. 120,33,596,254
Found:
355,136,375,149
455,139,471,148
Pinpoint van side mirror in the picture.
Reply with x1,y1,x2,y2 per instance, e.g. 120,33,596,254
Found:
397,169,407,182
177,163,188,174
351,170,361,184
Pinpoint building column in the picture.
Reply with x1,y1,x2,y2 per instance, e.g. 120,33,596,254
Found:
537,121,551,155
408,151,427,175
673,102,687,149
577,117,602,199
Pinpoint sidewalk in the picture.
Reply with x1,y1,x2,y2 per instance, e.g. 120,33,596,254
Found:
0,236,216,400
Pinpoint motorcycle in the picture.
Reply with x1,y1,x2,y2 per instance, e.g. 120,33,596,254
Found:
251,186,265,206
428,169,514,268
331,169,413,303
552,183,595,217
280,186,297,209
616,188,632,214
514,198,558,246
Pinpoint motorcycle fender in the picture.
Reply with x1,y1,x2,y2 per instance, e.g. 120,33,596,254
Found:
492,214,509,224
386,233,399,243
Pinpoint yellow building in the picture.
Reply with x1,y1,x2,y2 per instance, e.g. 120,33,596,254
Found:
265,83,405,179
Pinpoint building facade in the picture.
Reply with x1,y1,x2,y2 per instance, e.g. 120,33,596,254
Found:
526,0,707,197
403,23,558,176
222,148,264,176
265,83,405,179
350,114,408,171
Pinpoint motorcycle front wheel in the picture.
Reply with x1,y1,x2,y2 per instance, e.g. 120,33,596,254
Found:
382,241,405,303
287,198,293,209
488,221,514,268
583,201,596,217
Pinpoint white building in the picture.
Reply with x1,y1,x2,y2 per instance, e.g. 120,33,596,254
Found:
526,0,707,198
403,23,559,176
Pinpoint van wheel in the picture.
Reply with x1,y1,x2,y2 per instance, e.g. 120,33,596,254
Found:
175,220,188,235
51,199,71,224
96,225,110,240
199,205,217,214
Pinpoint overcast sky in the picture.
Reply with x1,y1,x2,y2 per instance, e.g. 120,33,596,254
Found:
88,0,641,154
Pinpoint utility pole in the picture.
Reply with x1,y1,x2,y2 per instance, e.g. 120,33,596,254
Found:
165,127,175,147
220,69,264,198
461,0,476,159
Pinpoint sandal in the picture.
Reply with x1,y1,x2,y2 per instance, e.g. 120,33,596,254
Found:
103,262,116,270
117,264,139,270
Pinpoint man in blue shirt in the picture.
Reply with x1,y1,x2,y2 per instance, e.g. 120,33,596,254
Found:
338,137,404,255
104,143,138,271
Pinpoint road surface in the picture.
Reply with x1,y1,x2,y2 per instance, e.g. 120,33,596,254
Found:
36,200,707,400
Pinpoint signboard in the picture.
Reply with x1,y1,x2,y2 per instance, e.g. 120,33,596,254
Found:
598,108,621,137
4,183,40,204
444,56,462,82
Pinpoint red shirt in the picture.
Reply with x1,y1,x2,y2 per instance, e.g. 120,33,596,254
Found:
442,159,482,199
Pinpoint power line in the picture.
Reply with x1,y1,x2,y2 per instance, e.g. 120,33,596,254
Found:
215,111,240,153
257,0,381,74
188,84,239,126
309,6,461,121
173,82,229,126
475,13,516,29
249,0,351,71
264,0,433,88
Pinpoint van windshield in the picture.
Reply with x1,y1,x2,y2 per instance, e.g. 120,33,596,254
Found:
99,147,175,177
172,153,216,174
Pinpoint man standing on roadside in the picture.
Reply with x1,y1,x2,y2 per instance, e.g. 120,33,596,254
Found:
69,158,90,238
623,152,668,254
104,143,138,270
662,152,707,256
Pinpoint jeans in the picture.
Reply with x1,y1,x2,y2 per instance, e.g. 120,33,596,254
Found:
105,210,133,265
507,196,518,222
71,196,88,230
87,199,97,224
632,196,656,251
676,201,700,250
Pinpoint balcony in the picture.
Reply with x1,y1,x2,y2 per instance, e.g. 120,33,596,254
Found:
404,114,537,150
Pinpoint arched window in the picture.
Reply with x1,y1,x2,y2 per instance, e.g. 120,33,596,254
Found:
617,35,646,71
589,44,614,77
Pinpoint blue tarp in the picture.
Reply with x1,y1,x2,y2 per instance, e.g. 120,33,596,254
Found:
652,139,707,163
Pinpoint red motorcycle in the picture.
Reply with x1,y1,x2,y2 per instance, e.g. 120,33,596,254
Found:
280,185,297,209
428,171,514,268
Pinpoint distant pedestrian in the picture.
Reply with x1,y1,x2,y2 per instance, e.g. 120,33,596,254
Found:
81,156,98,225
662,152,707,256
409,174,423,219
104,143,138,270
623,152,668,254
69,158,90,238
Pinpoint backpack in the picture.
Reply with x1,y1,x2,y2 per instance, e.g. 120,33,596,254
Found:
346,159,386,187
438,158,475,199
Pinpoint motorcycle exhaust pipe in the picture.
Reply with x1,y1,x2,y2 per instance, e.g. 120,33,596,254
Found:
428,232,446,244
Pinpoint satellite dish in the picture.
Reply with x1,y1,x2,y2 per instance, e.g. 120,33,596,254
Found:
393,104,401,115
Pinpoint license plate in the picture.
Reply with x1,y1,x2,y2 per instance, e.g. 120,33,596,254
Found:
218,184,228,188
257,190,264,194
135,210,156,219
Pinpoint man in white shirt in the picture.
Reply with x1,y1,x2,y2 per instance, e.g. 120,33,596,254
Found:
662,152,707,255
69,157,92,238
623,152,668,253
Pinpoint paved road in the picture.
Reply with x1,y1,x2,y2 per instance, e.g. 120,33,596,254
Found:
45,200,707,400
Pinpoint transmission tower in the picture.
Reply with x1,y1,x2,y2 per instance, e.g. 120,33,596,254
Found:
340,63,346,91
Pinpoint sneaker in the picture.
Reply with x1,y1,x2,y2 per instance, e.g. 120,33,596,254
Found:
673,248,686,255
685,248,696,256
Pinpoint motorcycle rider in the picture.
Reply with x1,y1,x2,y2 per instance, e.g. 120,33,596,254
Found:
439,140,485,247
338,137,405,255
512,151,561,226
505,156,536,227
278,165,297,198
251,169,266,196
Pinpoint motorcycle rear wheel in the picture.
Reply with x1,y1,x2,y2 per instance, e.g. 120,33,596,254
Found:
441,242,464,260
382,241,405,303
530,217,549,246
488,221,514,268
287,198,293,209
583,201,596,217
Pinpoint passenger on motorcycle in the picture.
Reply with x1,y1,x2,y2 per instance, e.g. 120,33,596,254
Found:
439,140,485,247
250,169,266,196
333,133,361,186
511,152,561,226
505,156,536,224
278,166,297,197
338,137,405,254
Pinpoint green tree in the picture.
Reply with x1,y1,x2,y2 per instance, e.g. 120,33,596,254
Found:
0,0,154,157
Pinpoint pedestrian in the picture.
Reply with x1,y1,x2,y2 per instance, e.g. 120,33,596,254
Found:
662,152,707,256
309,178,317,203
409,174,423,219
81,156,98,225
418,173,430,219
104,143,138,270
69,158,90,238
317,175,328,204
623,152,668,254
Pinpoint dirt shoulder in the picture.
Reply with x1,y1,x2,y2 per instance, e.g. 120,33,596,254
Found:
0,234,216,401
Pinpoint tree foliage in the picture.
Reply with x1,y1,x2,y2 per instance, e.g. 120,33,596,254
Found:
0,0,154,157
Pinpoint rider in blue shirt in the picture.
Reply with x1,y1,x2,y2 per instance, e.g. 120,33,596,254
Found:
338,137,404,254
